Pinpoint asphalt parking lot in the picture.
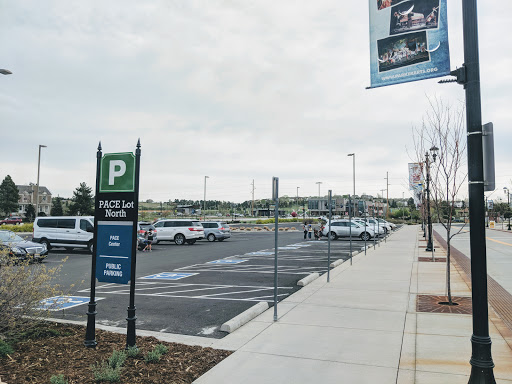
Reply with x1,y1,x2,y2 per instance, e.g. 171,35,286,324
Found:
42,230,369,339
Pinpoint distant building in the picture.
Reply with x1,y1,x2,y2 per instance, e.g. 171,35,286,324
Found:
16,184,52,216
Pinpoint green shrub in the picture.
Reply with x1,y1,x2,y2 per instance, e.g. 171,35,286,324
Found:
0,247,64,340
1,223,33,232
108,350,127,370
91,361,122,382
0,339,14,357
153,344,169,355
50,374,68,384
144,350,161,363
126,346,139,357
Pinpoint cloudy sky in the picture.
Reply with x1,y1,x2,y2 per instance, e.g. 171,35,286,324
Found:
1,1,511,204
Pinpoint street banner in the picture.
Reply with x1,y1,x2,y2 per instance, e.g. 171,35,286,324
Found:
369,0,450,88
409,162,423,190
409,162,423,208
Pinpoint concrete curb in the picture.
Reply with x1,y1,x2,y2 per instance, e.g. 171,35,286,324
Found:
330,259,344,268
220,302,269,333
297,272,320,287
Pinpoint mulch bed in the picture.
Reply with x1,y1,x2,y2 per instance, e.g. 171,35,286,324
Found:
417,257,447,263
416,295,472,315
0,323,231,384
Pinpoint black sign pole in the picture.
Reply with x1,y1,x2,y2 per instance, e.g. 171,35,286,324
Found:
126,139,141,349
461,2,496,382
84,142,102,348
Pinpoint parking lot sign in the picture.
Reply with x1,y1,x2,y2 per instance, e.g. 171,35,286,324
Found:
100,152,136,193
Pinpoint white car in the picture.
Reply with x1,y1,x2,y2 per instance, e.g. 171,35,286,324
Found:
153,219,204,245
377,218,396,230
355,218,386,236
321,220,374,241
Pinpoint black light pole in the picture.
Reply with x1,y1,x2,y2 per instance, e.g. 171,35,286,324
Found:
126,139,141,349
457,1,496,382
425,146,438,252
84,142,102,348
504,188,511,231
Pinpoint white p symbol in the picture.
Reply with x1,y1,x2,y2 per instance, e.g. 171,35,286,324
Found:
109,160,126,185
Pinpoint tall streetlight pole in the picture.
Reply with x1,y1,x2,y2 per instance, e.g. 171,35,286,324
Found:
297,186,300,213
203,176,209,220
35,145,47,217
384,172,389,219
455,2,496,380
316,182,322,216
504,187,511,231
348,153,355,216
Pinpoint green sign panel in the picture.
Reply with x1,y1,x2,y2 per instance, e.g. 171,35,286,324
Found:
99,152,136,193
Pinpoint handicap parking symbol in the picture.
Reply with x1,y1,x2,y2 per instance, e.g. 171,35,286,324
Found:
37,296,97,311
247,251,273,256
140,272,198,280
207,259,247,265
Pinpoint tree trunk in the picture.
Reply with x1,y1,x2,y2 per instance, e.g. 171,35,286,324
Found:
446,228,453,305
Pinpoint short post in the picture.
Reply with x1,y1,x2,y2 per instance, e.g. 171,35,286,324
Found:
327,190,332,282
273,177,279,322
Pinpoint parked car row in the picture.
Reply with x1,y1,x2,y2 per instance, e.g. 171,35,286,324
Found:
319,217,397,241
29,216,231,253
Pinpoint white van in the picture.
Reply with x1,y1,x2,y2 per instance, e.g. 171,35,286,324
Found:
153,219,204,245
33,216,94,252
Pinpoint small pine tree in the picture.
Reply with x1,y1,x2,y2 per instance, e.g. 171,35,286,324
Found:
0,175,19,216
68,182,94,216
25,204,36,222
50,197,64,216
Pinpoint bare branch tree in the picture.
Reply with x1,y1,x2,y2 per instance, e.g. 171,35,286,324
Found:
413,95,467,305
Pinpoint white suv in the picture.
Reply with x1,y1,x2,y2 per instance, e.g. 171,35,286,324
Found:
153,219,204,245
321,220,374,241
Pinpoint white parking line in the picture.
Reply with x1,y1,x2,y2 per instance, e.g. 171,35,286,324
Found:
81,282,294,303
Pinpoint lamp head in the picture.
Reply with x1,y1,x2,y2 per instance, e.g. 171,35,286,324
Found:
430,145,439,161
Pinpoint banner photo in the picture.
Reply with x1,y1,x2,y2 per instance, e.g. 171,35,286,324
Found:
409,162,423,208
369,0,450,88
408,163,423,190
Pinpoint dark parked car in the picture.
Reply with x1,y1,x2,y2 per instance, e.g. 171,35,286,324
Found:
200,222,231,242
0,230,48,263
0,217,23,225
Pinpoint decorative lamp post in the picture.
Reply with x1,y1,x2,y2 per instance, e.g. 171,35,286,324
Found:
504,187,511,230
425,145,438,252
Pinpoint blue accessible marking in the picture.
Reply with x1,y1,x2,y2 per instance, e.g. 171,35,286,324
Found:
37,296,99,311
207,259,248,265
140,272,198,280
247,251,273,256
278,247,300,250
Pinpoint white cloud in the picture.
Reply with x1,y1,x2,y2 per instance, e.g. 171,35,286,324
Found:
1,1,511,203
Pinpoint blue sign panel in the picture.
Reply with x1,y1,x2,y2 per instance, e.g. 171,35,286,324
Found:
140,272,198,280
96,221,133,284
369,0,450,87
207,259,247,264
38,296,96,311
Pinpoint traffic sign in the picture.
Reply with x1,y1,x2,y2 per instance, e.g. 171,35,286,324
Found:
100,152,136,193
96,221,133,284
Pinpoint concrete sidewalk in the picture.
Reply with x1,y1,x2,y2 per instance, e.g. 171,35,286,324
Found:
193,225,512,384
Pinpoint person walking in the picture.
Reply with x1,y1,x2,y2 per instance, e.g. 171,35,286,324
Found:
303,222,308,239
143,229,154,252
307,224,313,239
